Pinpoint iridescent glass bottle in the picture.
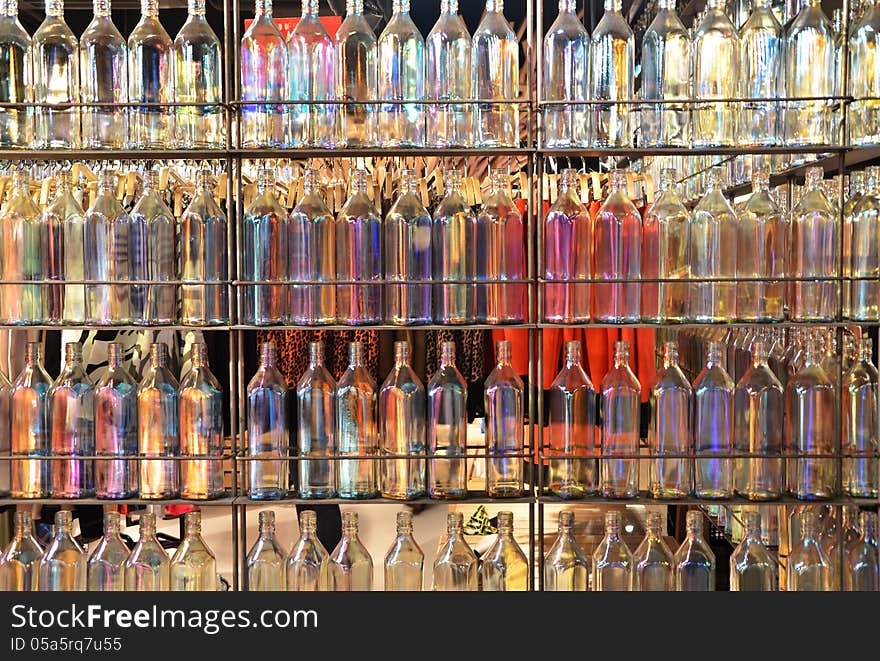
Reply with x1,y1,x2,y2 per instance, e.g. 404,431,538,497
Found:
843,337,879,498
432,511,478,591
124,513,170,591
590,0,634,147
39,511,86,591
0,173,44,324
246,510,285,591
601,341,641,499
377,0,424,147
0,511,42,591
427,341,467,499
44,176,85,324
593,511,633,591
336,0,377,147
179,342,224,500
286,510,329,591
138,343,179,499
739,0,783,145
481,511,528,591
633,511,674,591
87,511,128,591
649,341,692,499
240,0,287,148
247,342,288,500
426,0,472,147
542,0,589,148
0,0,31,148
290,169,335,324
130,170,176,325
0,369,9,496
693,0,739,146
11,342,50,499
384,511,424,591
485,341,524,497
845,511,879,591
337,342,378,499
170,511,217,591
730,511,777,591
379,341,425,500
329,511,373,591
849,167,880,321
80,0,127,149
788,510,831,590
693,341,734,500
544,511,589,591
850,0,880,144
33,0,78,149
473,0,518,147
674,510,716,591
95,343,137,499
128,0,172,148
826,505,861,589
297,341,336,499
433,170,476,324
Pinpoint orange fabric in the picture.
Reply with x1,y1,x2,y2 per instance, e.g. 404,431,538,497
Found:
636,328,658,402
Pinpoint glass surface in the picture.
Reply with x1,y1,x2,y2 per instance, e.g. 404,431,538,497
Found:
590,0,634,147
674,512,716,591
33,0,78,149
384,511,424,591
297,342,336,499
336,343,378,499
693,341,734,500
472,0,518,147
329,511,373,591
336,0,377,147
39,511,86,591
543,0,589,147
693,0,739,146
634,512,674,591
128,0,173,148
427,342,467,499
247,343,289,500
170,512,218,591
426,0,472,147
480,511,528,591
87,512,128,591
179,343,224,500
377,0,424,147
600,342,641,498
240,0,287,147
246,511,285,591
124,513,170,591
593,511,633,591
730,512,778,591
1,512,43,591
286,510,330,591
0,175,44,324
137,344,179,500
432,512,478,591
242,170,288,325
544,511,589,591
289,170,335,324
485,341,524,497
739,0,783,146
649,341,692,499
11,343,51,499
432,172,476,324
95,343,137,499
80,0,127,149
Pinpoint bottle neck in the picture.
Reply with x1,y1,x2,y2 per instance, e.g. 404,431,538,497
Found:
686,516,704,540
149,344,167,369
751,341,768,368
301,0,317,17
25,343,41,368
308,342,324,368
557,511,575,536
185,513,202,538
604,0,622,13
753,171,770,194
13,512,32,539
260,343,276,368
188,0,205,16
254,0,271,17
301,171,317,196
441,0,459,13
859,338,873,362
46,0,63,18
191,343,208,369
142,171,159,195
662,342,679,369
392,0,410,14
558,0,576,13
401,172,419,196
141,0,158,18
805,168,823,191
658,170,676,193
64,343,83,367
98,173,115,195
346,0,363,15
564,341,582,367
93,0,111,18
496,341,512,367
259,512,276,537
861,513,877,543
396,512,413,536
613,342,629,369
496,512,515,538
559,170,579,195
140,513,157,538
54,512,73,537
107,343,123,370
609,170,625,194
103,513,121,536
744,513,762,540
658,0,676,9
351,170,369,195
348,343,363,367
393,342,410,368
706,342,723,368
446,513,463,537
486,0,504,13
440,342,456,367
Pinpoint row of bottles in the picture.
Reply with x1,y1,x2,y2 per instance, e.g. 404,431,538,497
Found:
4,341,224,501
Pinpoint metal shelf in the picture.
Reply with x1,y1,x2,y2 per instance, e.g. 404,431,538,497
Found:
235,492,536,507
0,496,236,506
538,493,880,507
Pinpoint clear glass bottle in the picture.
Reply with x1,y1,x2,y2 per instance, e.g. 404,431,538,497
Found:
842,167,867,320
44,176,86,324
246,510,285,591
640,168,690,322
473,0,518,147
173,0,223,148
11,342,51,499
730,511,777,591
427,341,468,499
0,0,31,149
845,511,879,591
0,368,10,496
485,341,524,497
426,0,472,147
130,170,176,325
0,173,44,324
593,169,641,321
548,340,597,499
240,0,287,148
289,169,335,324
739,0,783,146
379,341,425,500
39,510,86,591
590,0,634,147
329,511,373,591
843,337,879,498
179,342,224,500
95,343,137,499
826,505,861,589
287,0,336,148
649,341,692,499
849,167,880,320
384,169,432,325
693,341,734,500
138,343,179,500
544,511,589,591
337,342,378,499
0,511,43,591
849,0,880,144
689,167,738,322
128,0,172,148
124,512,170,591
674,510,716,591
384,511,424,591
242,168,289,325
377,0,424,147
80,0,127,148
32,0,78,149
286,510,329,591
601,341,641,499
543,169,591,323
693,0,738,146
788,510,831,590
336,168,382,324
734,340,784,501
336,0,377,147
593,510,633,591
634,511,674,591
641,0,690,147
48,342,95,499
542,0,590,148
297,341,336,499
170,511,217,591
84,172,132,325
247,342,288,500
433,170,476,324
481,511,528,591
432,511,478,591
87,511,128,591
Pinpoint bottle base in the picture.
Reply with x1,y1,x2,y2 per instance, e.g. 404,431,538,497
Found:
248,489,287,501
337,491,379,500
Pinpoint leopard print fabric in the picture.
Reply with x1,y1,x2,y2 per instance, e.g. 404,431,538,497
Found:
256,329,379,387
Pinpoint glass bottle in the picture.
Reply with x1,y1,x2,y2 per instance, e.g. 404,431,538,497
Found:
593,169,641,321
39,511,86,591
124,512,170,591
739,0,783,146
542,0,589,148
689,167,738,322
826,505,861,589
130,170,176,325
693,341,734,499
641,0,690,147
426,0,472,147
473,0,518,147
48,343,95,499
845,511,879,591
0,511,43,591
788,510,831,590
485,341,524,497
544,511,589,591
87,511,128,591
286,510,329,591
170,511,217,591
641,169,690,322
674,510,716,591
11,342,51,499
329,511,373,591
849,0,880,144
297,341,336,499
32,0,78,149
547,340,597,499
481,511,528,591
44,176,86,324
384,511,424,591
849,167,880,321
0,0,31,148
242,168,288,325
543,169,591,323
84,172,131,325
94,343,137,499
601,341,641,499
633,511,674,591
843,169,867,321
432,511,478,591
477,173,525,323
0,368,9,496
843,337,879,498
734,340,784,501
384,169,432,325
377,0,424,147
173,0,223,148
80,0,127,149
128,0,172,148
427,341,468,499
336,0,376,147
433,170,476,324
0,173,44,324
649,341,692,499
138,343,179,500
240,0,287,148
730,511,777,591
336,168,382,325
337,342,378,499
593,510,633,591
287,0,335,148
380,341,425,500
693,0,739,146
289,169,336,324
247,342,288,500
179,342,224,500
246,510,285,591
785,338,836,500
590,0,634,147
